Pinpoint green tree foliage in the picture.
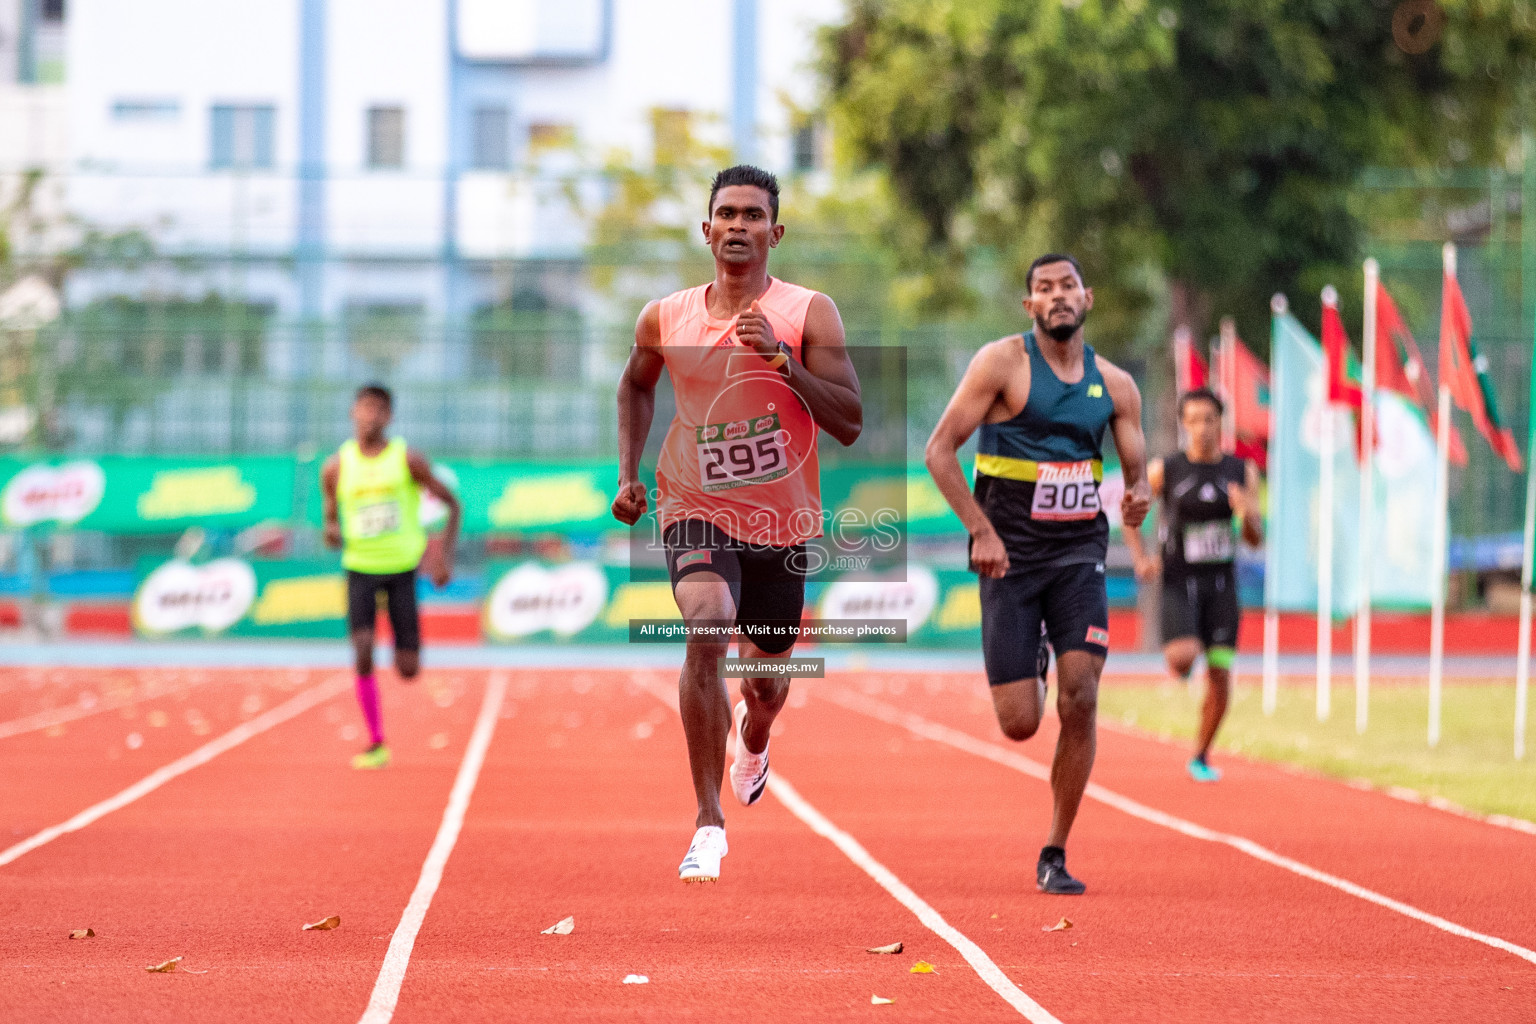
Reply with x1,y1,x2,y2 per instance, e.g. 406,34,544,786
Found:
821,0,1536,349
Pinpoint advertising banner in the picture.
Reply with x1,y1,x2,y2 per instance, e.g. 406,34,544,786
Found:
133,557,348,639
1,456,296,533
480,559,986,648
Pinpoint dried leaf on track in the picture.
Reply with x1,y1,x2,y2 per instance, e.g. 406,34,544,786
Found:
1042,917,1073,933
68,928,94,939
909,960,936,974
302,915,341,931
622,974,649,984
146,957,181,973
871,994,895,1005
541,916,575,935
866,942,902,954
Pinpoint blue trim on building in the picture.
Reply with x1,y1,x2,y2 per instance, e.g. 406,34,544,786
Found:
731,0,758,162
297,0,327,325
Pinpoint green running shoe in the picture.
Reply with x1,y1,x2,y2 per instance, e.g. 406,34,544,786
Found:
352,743,391,770
1187,756,1222,783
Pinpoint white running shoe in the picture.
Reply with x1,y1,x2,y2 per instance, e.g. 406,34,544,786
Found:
678,825,728,883
729,700,770,806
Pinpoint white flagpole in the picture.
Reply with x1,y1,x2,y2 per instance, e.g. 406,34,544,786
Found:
1263,295,1286,715
1517,130,1535,761
1518,456,1534,759
1428,243,1456,749
1317,287,1338,722
1219,316,1238,453
1356,260,1379,734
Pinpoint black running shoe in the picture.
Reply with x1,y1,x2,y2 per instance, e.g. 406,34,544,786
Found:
1036,847,1086,895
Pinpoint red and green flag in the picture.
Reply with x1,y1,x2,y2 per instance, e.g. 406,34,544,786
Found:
1321,293,1362,410
1374,282,1467,466
1212,334,1270,470
1439,267,1523,471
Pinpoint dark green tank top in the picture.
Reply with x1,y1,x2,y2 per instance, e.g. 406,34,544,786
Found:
972,332,1114,574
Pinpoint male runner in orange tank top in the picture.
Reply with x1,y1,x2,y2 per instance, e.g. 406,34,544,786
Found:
613,166,863,883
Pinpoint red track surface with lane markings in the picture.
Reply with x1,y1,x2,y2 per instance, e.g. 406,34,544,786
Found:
1,666,1532,1023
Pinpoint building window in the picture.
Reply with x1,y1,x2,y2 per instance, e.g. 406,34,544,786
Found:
114,99,180,121
527,122,576,154
792,120,820,173
210,105,276,170
41,0,65,22
471,105,509,170
367,106,406,169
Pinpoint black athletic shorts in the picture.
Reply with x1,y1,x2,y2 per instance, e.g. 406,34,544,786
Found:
346,569,421,651
663,519,806,656
1160,570,1239,650
979,561,1110,687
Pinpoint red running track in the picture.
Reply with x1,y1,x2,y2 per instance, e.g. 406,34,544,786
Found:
0,667,1532,1023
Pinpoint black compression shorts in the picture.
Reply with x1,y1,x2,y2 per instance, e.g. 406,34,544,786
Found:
1160,571,1239,650
663,519,807,656
346,569,421,651
979,561,1109,687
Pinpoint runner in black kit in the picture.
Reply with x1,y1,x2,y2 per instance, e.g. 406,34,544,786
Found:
1124,387,1262,782
925,254,1150,895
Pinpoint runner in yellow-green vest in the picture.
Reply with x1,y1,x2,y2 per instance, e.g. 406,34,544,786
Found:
321,383,461,770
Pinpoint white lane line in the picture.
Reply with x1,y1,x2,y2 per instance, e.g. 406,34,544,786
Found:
822,688,1536,969
631,672,1060,1023
0,675,349,868
0,676,215,741
768,775,1062,1022
358,670,509,1024
1097,717,1536,839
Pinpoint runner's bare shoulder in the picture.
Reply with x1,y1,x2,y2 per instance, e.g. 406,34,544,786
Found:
634,300,663,347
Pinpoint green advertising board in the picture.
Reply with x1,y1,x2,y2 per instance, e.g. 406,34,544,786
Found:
132,557,348,639
480,559,983,649
301,458,617,535
0,456,296,533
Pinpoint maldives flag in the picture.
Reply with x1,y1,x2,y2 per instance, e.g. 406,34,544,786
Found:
1440,268,1522,471
1321,294,1362,410
1212,335,1270,470
1172,326,1207,394
1375,283,1467,465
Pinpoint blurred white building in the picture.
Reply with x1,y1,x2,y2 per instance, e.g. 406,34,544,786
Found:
49,0,838,355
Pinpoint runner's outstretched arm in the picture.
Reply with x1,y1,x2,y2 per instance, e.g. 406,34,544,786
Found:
1123,458,1163,579
734,293,861,446
1233,459,1264,546
407,449,461,587
1099,357,1151,530
613,301,666,525
923,340,1015,578
320,455,342,549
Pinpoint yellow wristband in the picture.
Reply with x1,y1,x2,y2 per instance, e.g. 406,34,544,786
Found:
764,351,789,369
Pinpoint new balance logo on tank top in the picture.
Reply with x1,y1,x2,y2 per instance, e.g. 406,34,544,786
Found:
1159,453,1246,579
972,331,1113,574
654,277,821,547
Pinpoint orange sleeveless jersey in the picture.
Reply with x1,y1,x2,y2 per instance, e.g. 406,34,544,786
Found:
654,277,822,547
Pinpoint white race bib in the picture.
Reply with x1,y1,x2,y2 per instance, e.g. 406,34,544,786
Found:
353,501,402,539
1030,461,1101,521
1182,520,1234,564
695,413,788,492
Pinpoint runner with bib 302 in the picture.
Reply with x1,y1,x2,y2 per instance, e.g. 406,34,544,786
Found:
925,253,1151,896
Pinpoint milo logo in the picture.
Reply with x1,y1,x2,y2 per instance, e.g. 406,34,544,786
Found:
133,558,258,635
484,562,608,640
753,415,775,433
701,425,721,442
724,420,750,441
1,461,106,527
